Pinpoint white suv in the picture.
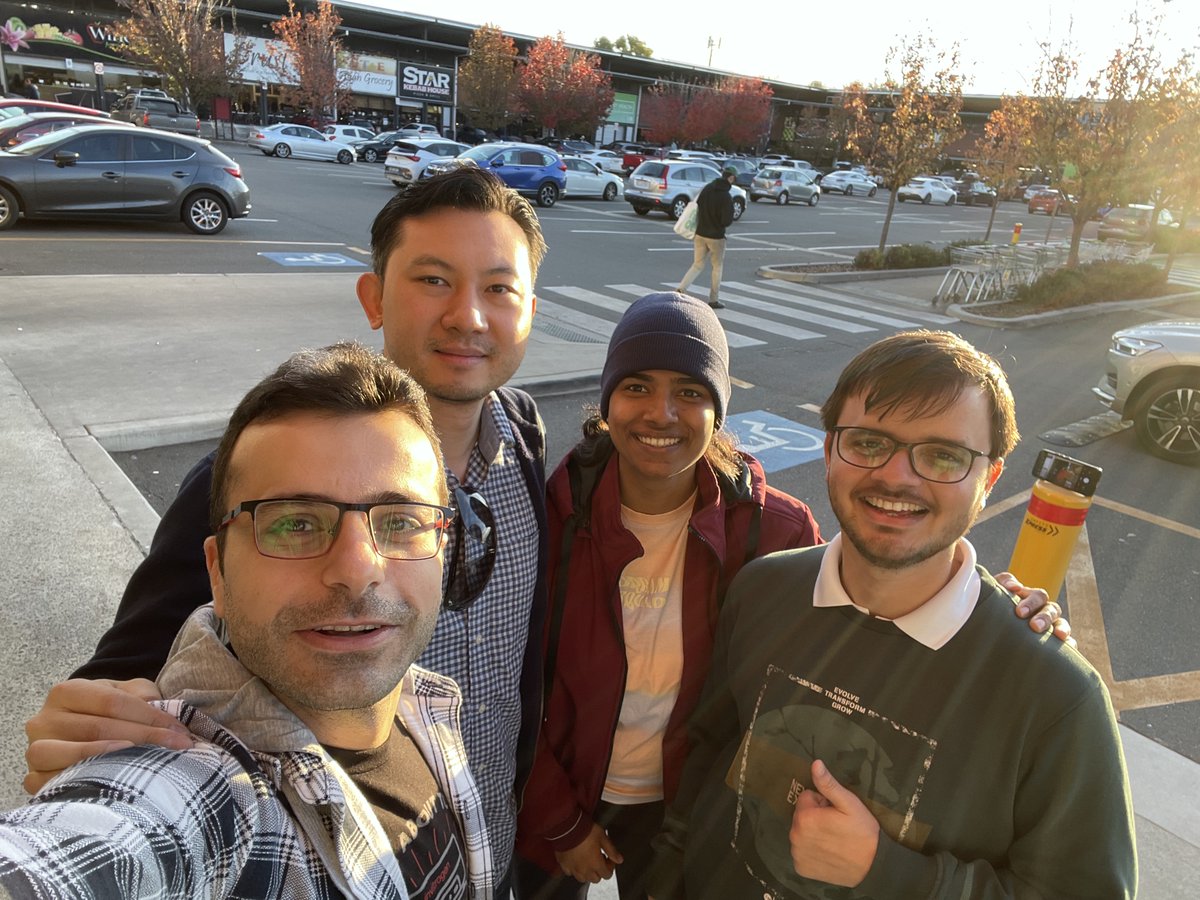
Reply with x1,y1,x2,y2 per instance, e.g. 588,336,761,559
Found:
383,138,470,185
1093,320,1200,465
626,159,746,220
323,124,375,146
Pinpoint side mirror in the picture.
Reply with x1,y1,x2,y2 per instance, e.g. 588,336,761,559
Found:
53,151,80,168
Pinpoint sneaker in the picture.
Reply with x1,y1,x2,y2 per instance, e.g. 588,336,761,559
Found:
709,301,726,309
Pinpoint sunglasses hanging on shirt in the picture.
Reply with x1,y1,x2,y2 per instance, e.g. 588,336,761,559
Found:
443,485,497,611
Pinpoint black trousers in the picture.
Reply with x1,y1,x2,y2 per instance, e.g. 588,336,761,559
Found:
512,800,665,900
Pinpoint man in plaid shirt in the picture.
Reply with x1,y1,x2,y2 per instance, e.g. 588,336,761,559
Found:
0,343,492,899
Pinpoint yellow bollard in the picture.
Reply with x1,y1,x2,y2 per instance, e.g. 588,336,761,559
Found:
1008,450,1101,603
1010,222,1023,244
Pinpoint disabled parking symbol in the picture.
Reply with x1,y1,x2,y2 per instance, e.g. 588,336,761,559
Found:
259,251,366,267
725,411,827,473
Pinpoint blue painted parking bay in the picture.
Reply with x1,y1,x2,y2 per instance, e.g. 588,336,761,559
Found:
258,252,366,267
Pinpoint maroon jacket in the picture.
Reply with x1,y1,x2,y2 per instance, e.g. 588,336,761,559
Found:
515,441,821,872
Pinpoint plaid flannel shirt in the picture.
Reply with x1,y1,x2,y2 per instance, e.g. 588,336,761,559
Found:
0,607,492,899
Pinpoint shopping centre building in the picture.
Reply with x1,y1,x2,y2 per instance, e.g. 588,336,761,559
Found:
1,0,999,154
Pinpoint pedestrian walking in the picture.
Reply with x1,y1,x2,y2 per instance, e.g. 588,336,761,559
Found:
676,166,737,309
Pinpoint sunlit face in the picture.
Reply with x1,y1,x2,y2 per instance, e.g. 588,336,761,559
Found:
204,410,445,721
606,370,716,499
824,388,1004,571
356,208,537,405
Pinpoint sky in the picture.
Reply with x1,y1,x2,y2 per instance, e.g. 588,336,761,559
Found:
360,0,1200,96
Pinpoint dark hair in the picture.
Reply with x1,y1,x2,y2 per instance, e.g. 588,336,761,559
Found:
369,167,548,280
820,330,1018,458
578,406,743,480
209,342,446,543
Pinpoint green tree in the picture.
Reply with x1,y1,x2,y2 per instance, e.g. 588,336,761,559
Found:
1145,54,1200,279
263,0,352,122
113,0,251,112
842,36,964,252
458,24,519,132
516,34,614,137
972,97,1036,241
593,35,653,57
1023,19,1174,266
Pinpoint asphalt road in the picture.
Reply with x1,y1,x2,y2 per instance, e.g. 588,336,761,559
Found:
6,143,1199,763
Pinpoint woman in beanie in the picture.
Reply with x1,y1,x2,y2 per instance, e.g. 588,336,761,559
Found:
513,292,822,900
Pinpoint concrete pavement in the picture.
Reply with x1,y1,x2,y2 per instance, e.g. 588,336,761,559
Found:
0,269,1197,895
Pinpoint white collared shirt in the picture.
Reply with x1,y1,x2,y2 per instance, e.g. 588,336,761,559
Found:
813,533,982,650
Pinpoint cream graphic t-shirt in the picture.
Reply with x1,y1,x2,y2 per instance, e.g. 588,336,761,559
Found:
602,492,694,804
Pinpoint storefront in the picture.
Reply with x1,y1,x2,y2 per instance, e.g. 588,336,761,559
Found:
1,4,162,107
395,61,453,133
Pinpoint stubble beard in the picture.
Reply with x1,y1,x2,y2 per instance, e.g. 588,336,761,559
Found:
832,489,984,572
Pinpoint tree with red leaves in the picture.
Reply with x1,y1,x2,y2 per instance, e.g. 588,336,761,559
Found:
263,0,351,124
712,77,773,148
640,84,689,145
516,34,614,138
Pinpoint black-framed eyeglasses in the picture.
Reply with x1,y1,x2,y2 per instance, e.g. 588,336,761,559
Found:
443,485,497,612
830,426,992,484
218,498,455,561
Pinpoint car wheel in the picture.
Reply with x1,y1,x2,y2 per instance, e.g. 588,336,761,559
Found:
537,182,559,208
182,191,228,235
808,192,819,207
603,182,618,201
776,191,789,206
273,143,291,159
946,195,955,206
363,148,379,163
1133,375,1200,465
922,194,931,205
670,196,690,219
632,205,650,216
845,185,854,197
868,187,877,197
732,197,745,220
897,195,906,202
0,185,18,230
337,149,353,165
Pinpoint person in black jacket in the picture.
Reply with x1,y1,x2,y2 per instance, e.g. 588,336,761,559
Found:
24,168,550,898
676,166,737,309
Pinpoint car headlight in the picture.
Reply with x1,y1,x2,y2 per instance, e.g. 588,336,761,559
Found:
1112,335,1164,356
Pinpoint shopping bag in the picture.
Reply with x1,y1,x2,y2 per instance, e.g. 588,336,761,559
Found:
673,199,699,239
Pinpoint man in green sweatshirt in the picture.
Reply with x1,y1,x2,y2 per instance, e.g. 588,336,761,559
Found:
648,329,1136,900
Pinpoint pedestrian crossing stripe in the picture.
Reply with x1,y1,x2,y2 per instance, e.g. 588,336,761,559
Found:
537,278,947,348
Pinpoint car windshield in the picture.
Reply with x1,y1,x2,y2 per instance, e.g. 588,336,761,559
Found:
462,145,497,163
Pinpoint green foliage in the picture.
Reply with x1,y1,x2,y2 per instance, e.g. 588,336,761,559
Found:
1012,261,1169,309
853,241,978,269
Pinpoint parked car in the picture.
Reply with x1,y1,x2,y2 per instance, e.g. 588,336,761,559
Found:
247,123,356,164
1093,320,1200,465
955,180,997,206
354,130,405,162
720,157,759,188
454,125,492,144
0,124,250,234
750,167,820,206
625,159,747,220
109,90,199,137
0,112,132,148
621,144,661,173
1098,204,1178,242
383,138,471,184
0,99,110,120
897,177,956,205
562,157,623,200
424,142,567,207
323,124,376,146
1021,183,1052,202
397,122,441,138
576,149,626,175
819,170,878,197
1027,189,1074,216
546,138,594,154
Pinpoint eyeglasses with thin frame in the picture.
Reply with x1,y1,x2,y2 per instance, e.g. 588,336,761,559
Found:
443,485,497,612
830,426,992,484
218,498,454,561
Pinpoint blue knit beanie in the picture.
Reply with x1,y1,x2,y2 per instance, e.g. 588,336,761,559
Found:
600,291,731,424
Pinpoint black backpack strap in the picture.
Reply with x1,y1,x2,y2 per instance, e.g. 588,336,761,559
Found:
542,443,612,714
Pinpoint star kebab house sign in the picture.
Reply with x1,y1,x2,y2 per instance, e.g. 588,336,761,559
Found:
397,62,453,104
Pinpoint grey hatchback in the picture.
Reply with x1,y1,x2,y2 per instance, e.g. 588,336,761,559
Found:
750,167,820,206
0,124,250,234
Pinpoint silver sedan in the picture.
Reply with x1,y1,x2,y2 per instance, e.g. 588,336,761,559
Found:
820,170,878,197
247,123,356,164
